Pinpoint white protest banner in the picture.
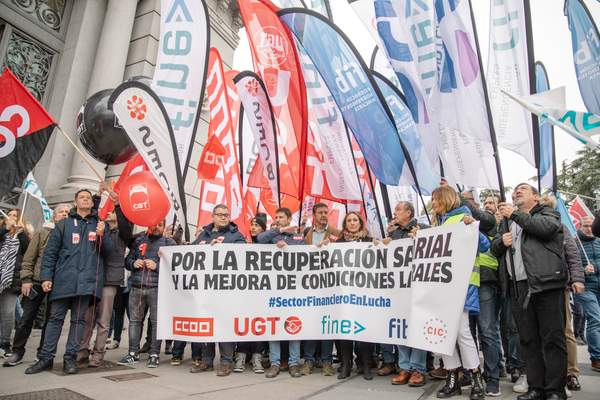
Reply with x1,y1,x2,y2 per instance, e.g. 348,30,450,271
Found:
158,222,479,355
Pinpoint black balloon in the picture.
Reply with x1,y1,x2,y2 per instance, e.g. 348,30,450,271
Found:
76,88,137,165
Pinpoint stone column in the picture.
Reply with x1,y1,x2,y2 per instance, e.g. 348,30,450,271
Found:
61,0,137,191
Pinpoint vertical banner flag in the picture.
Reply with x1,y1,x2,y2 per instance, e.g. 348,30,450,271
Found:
234,71,281,206
433,0,500,190
487,0,535,166
565,0,600,114
296,40,363,203
535,62,556,192
0,69,56,197
109,81,189,238
279,8,407,186
197,49,248,235
238,0,308,199
197,134,226,180
556,193,577,236
569,195,594,229
372,0,440,166
372,71,439,195
152,0,210,175
99,154,148,220
22,172,53,223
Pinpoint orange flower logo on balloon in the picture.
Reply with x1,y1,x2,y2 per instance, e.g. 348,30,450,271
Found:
127,95,147,120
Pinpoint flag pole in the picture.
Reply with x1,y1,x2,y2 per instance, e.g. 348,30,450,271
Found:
0,208,8,219
19,191,28,225
524,0,541,192
55,125,104,181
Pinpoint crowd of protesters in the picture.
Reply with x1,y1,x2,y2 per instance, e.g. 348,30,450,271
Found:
0,181,599,400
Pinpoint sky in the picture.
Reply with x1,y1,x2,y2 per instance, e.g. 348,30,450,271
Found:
233,0,597,189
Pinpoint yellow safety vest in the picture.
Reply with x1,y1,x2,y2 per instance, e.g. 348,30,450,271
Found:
442,213,480,287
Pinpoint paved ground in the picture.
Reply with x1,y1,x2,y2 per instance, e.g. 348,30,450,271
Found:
1,326,599,400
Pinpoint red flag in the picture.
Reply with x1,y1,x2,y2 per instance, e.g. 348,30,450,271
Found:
196,49,248,235
0,68,55,196
569,196,594,229
238,0,309,200
197,134,226,180
99,154,148,220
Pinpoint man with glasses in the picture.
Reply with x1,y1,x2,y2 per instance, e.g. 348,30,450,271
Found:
191,204,247,376
576,216,600,372
492,183,568,400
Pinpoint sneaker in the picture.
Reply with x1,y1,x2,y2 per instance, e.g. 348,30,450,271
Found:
190,360,213,373
107,341,119,350
0,343,11,358
147,354,159,368
233,353,246,373
216,363,233,377
3,352,23,367
513,374,529,393
511,368,521,383
322,361,335,376
265,365,280,378
170,356,183,366
117,352,140,366
566,375,581,391
486,382,502,397
289,364,302,378
251,353,264,374
300,360,313,375
63,358,78,374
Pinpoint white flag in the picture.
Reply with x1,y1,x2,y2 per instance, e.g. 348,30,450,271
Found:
487,0,535,166
22,172,53,223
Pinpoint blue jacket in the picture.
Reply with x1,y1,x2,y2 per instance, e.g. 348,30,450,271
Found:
578,230,600,291
126,234,175,288
257,227,305,245
193,223,247,245
440,206,489,315
40,208,113,301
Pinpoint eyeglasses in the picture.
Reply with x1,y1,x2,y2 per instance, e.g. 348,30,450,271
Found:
214,213,230,218
582,225,592,228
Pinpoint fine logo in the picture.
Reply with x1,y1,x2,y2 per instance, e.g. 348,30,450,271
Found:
423,317,448,345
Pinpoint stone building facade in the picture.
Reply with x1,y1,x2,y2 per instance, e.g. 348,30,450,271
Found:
0,0,241,232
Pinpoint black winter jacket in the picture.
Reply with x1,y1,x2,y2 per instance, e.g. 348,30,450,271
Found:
103,206,133,286
578,230,600,291
40,208,113,300
0,227,30,292
388,219,428,240
193,223,247,245
126,234,175,288
491,204,567,294
257,227,305,245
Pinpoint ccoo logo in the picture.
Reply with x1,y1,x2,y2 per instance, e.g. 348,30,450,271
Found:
127,95,147,120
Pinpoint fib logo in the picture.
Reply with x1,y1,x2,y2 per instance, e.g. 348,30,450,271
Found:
284,316,302,335
423,317,448,345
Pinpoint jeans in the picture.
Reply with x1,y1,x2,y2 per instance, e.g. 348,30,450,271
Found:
477,283,502,387
128,287,160,355
39,296,90,361
380,343,395,364
203,342,234,365
11,285,48,357
397,345,426,373
576,288,600,361
269,341,300,366
172,341,202,360
0,291,18,344
303,340,333,363
511,281,566,397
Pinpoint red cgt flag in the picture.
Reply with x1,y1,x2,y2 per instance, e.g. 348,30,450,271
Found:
0,68,55,196
569,196,594,229
99,154,148,220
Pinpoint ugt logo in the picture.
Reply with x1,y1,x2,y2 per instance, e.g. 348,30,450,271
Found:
127,95,147,120
255,26,289,68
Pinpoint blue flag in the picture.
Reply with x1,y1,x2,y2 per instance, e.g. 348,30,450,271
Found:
565,0,600,114
535,62,556,192
279,9,406,185
556,192,578,236
372,72,439,195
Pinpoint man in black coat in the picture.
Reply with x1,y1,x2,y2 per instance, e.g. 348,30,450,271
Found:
26,189,113,375
188,204,246,376
492,183,568,400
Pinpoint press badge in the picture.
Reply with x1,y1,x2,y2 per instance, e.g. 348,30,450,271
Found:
88,231,97,242
72,233,80,244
